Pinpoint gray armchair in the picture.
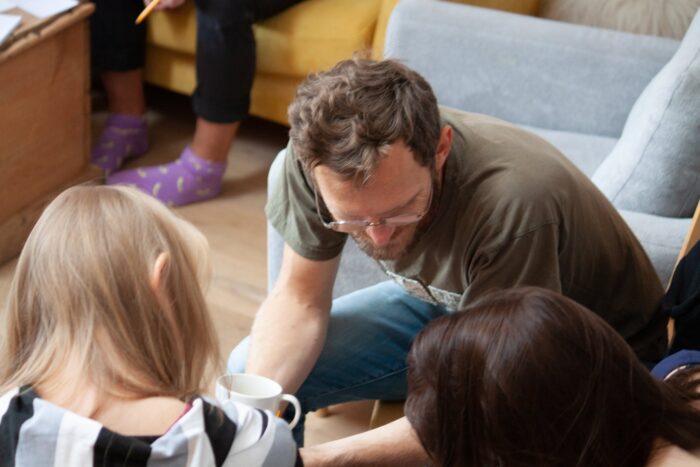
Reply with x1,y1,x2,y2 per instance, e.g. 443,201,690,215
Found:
268,0,700,295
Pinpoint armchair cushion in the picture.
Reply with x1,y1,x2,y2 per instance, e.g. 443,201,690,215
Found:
522,126,617,176
255,0,382,77
619,210,692,286
147,0,383,78
592,10,700,218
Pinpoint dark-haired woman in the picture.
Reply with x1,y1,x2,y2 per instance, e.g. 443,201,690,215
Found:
406,287,700,467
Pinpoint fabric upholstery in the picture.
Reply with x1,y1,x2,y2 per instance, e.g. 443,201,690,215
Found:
592,10,700,218
147,0,382,78
254,0,382,77
371,0,401,60
385,0,679,137
146,3,198,55
145,0,543,126
143,47,197,96
145,0,383,125
524,126,617,177
540,0,700,40
619,210,692,286
372,0,541,59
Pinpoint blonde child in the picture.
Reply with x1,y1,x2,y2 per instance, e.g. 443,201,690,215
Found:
0,185,300,466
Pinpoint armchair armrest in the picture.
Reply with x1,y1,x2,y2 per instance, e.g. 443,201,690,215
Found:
384,0,679,137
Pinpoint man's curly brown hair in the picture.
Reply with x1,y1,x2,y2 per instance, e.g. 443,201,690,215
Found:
288,58,442,186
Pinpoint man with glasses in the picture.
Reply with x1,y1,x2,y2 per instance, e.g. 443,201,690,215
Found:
228,58,666,464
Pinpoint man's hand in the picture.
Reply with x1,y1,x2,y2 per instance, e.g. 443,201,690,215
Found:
300,417,429,467
143,0,187,11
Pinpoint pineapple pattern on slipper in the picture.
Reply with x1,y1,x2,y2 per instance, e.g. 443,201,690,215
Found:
107,147,227,207
90,114,149,175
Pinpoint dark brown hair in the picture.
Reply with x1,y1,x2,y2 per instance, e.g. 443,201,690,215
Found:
288,58,442,185
406,287,700,467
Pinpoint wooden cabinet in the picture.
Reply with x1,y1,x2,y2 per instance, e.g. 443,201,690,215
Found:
0,4,100,263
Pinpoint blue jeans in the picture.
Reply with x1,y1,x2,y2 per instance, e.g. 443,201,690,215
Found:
228,281,451,446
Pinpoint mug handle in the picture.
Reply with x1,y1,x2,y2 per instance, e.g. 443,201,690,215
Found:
215,383,230,405
281,394,301,429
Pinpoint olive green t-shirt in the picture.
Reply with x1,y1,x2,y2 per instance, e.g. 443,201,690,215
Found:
267,107,666,362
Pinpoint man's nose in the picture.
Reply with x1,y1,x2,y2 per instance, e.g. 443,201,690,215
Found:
365,224,396,246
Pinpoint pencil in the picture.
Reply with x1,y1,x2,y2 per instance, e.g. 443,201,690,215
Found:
135,0,161,25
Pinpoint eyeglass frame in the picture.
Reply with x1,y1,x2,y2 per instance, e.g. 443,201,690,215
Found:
313,178,434,233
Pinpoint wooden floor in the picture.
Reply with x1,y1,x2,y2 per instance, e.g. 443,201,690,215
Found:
0,87,373,446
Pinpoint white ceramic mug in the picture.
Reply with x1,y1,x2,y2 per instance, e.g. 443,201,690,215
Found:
215,373,301,429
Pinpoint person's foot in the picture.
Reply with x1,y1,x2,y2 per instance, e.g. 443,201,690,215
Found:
107,147,227,207
91,114,148,175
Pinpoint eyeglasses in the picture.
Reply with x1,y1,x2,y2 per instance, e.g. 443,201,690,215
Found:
314,183,433,233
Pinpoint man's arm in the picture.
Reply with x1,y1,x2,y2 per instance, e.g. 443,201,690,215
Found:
300,417,429,467
246,243,340,393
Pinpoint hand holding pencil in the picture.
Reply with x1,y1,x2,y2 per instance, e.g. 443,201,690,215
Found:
135,0,187,24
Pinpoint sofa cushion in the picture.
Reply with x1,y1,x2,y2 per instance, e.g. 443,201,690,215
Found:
385,0,678,138
523,126,617,177
372,0,542,59
619,210,691,286
540,0,700,40
592,10,700,218
147,0,382,77
147,3,198,55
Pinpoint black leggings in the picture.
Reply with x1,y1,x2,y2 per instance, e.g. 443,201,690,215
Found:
90,0,301,122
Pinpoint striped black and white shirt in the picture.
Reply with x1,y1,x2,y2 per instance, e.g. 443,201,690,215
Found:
0,386,301,466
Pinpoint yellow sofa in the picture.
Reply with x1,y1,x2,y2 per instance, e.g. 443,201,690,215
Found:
144,0,539,125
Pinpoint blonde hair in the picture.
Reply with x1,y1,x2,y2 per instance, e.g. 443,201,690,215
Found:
0,185,221,401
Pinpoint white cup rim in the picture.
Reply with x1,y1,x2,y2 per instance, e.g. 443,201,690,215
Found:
217,373,282,399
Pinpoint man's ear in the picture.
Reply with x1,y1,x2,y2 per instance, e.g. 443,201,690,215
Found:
435,125,453,173
149,252,171,294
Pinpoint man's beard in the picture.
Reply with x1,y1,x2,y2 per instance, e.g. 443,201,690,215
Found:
351,224,419,260
350,179,441,261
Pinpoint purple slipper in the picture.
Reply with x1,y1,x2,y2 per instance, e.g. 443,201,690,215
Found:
107,147,227,207
91,114,149,175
